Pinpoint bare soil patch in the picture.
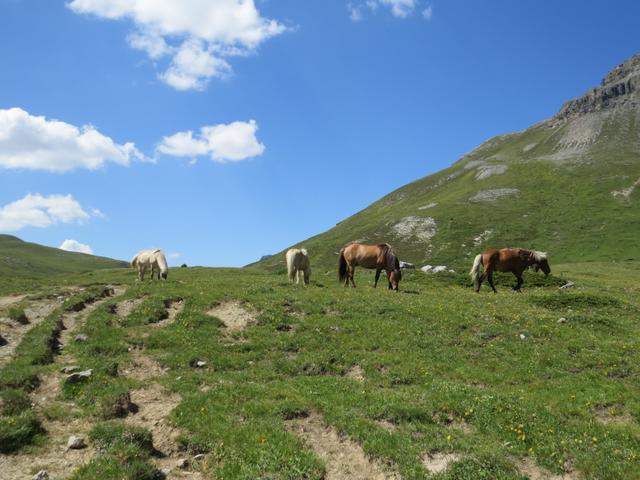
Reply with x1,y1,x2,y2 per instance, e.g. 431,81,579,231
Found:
422,451,463,474
153,299,185,328
0,294,27,310
115,297,146,319
124,350,168,380
375,419,397,432
344,365,366,382
285,412,400,480
515,457,579,480
593,405,635,426
207,301,255,332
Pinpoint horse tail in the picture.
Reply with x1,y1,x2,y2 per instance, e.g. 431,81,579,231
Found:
393,254,402,281
154,250,169,279
338,249,348,283
286,250,296,282
469,253,483,289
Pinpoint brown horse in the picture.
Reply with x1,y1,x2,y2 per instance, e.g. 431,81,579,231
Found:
470,248,550,292
338,243,402,290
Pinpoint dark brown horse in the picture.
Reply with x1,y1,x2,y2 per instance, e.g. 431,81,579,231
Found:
338,243,402,290
470,248,550,292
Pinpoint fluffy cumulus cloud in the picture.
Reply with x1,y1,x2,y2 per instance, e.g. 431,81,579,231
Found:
0,194,100,232
59,239,94,255
67,0,287,91
158,120,265,162
349,0,432,20
0,108,144,172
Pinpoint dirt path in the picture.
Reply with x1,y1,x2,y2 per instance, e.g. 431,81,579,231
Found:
117,297,201,479
285,412,400,480
0,294,27,309
207,300,255,332
1,286,124,480
115,297,146,319
0,299,62,368
422,452,462,474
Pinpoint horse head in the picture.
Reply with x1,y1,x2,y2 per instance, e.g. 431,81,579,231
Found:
531,251,550,276
387,253,402,291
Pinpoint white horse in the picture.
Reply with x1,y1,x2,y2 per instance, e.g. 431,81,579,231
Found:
131,249,168,281
286,248,310,285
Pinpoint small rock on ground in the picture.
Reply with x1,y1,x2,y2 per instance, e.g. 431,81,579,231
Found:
67,435,87,449
65,369,93,384
32,471,49,480
74,334,88,342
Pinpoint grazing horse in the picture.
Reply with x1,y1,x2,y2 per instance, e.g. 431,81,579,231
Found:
286,248,311,285
131,249,169,281
338,243,402,290
470,248,550,292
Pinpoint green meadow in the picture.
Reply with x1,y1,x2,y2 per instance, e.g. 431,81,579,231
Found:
1,263,639,479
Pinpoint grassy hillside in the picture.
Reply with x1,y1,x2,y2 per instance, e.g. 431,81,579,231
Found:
255,54,640,273
0,234,128,277
1,264,639,479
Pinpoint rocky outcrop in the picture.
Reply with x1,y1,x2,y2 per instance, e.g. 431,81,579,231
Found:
554,54,640,121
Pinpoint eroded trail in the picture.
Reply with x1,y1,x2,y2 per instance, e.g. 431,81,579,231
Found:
0,298,62,368
1,286,124,480
285,412,400,480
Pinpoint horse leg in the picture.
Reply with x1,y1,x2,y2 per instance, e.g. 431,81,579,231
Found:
487,270,497,293
374,268,382,288
349,266,356,288
513,272,524,292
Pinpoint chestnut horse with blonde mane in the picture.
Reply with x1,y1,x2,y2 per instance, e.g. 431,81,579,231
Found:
338,243,402,290
470,248,550,292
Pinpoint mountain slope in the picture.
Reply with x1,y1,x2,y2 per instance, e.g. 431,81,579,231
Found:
256,53,640,272
0,235,128,276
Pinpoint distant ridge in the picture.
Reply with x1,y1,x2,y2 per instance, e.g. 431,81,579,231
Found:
0,234,128,276
254,52,640,271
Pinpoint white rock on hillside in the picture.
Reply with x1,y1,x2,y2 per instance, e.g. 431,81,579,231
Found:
391,216,437,242
469,188,519,203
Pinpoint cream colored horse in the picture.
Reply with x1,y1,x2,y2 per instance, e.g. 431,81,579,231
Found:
286,248,311,285
131,249,168,281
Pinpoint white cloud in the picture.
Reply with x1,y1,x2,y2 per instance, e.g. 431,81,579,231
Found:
160,39,231,91
0,107,145,172
347,3,363,22
353,0,424,20
158,120,265,162
167,252,182,259
422,5,433,20
0,194,99,232
378,0,416,18
67,0,287,91
59,239,94,255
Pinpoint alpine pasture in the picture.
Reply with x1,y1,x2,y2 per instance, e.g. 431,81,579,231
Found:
1,261,639,479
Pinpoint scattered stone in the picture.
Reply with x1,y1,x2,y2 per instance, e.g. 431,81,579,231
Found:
421,265,455,274
519,334,526,340
193,454,206,461
61,365,81,374
399,261,415,270
559,281,576,290
176,458,189,469
557,317,567,324
74,333,88,342
161,467,171,477
65,369,93,384
32,471,49,480
67,435,87,449
193,360,207,368
469,188,519,203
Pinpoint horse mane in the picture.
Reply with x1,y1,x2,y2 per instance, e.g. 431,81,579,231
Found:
300,248,308,256
532,250,547,262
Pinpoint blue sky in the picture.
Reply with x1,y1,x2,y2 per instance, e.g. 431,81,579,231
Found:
0,0,639,266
